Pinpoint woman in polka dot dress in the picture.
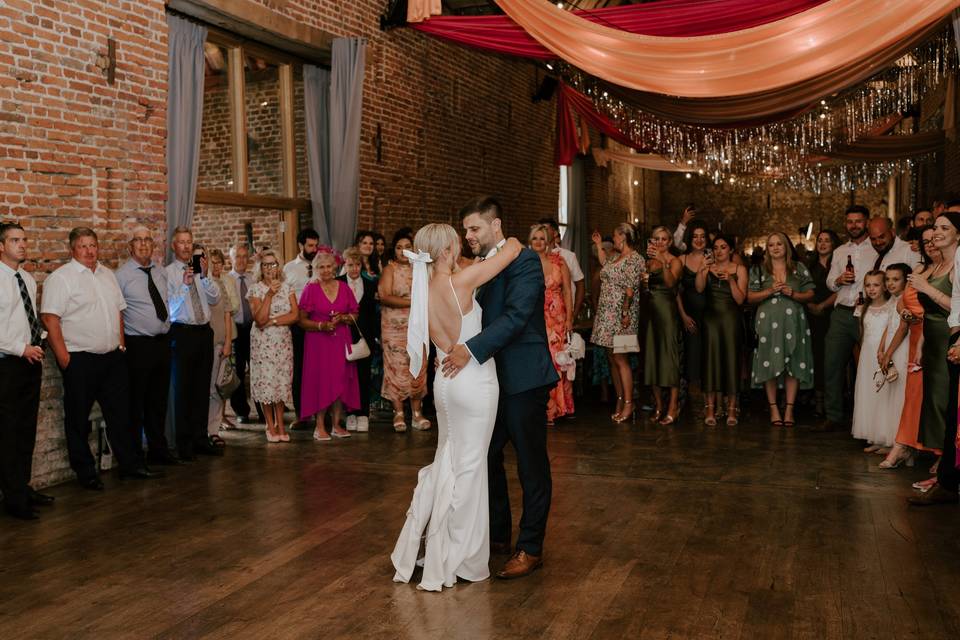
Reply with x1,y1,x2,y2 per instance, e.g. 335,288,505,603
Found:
747,232,816,427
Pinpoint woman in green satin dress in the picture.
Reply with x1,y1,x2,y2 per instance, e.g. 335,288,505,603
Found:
677,221,710,394
911,213,959,454
644,226,683,424
696,235,748,426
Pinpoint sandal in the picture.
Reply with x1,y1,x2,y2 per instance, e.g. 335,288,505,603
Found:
209,434,226,448
704,403,717,427
769,403,783,427
611,396,624,420
782,403,795,428
411,411,432,431
393,410,407,433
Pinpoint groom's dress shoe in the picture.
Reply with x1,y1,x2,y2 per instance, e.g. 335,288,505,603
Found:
28,488,55,506
491,542,512,555
496,550,542,579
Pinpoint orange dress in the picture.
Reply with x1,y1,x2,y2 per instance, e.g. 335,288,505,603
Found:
894,285,941,453
544,254,572,422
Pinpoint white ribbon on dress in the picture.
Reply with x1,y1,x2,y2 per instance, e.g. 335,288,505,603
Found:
403,249,432,378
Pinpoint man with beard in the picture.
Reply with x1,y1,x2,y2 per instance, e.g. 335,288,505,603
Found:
818,205,875,430
283,228,320,423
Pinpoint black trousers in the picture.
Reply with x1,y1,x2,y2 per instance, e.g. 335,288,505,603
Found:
291,324,304,418
0,357,42,509
939,333,960,492
61,350,140,480
125,333,171,456
230,322,264,421
488,384,552,557
347,356,372,417
171,323,214,456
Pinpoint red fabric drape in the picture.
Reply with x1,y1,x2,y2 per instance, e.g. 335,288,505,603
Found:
412,0,828,60
556,82,644,166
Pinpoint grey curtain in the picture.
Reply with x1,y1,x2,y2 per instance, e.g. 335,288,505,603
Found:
304,65,331,245
165,14,207,258
561,156,588,282
327,38,366,251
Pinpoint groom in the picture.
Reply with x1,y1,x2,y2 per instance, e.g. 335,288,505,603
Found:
442,196,559,579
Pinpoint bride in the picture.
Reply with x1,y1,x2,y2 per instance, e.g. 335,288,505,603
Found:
391,223,522,591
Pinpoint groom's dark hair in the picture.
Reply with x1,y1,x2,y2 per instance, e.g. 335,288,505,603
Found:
459,196,503,223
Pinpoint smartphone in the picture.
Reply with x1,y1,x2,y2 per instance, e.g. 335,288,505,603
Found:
704,248,713,260
192,251,203,275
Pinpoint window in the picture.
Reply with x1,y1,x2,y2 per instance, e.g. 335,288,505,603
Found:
557,165,569,240
194,29,314,262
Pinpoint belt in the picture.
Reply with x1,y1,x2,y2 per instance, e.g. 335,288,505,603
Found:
172,322,210,330
835,304,856,311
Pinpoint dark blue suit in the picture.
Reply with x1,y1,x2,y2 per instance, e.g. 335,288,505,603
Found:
466,247,558,556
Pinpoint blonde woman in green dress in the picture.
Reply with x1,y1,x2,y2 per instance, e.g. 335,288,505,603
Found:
747,232,815,428
644,226,683,424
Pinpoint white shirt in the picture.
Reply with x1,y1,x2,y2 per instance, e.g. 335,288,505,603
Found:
673,223,688,253
827,238,878,307
949,247,960,329
553,245,584,301
283,255,313,301
41,259,126,354
0,261,39,357
484,238,507,259
878,237,921,272
347,275,364,303
164,259,221,325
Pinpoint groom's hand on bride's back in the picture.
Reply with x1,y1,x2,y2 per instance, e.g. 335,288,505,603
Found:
441,344,471,378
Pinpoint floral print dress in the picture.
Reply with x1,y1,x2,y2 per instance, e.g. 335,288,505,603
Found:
590,251,644,348
247,281,294,404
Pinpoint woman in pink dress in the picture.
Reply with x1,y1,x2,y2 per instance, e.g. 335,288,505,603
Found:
530,224,573,426
299,248,359,441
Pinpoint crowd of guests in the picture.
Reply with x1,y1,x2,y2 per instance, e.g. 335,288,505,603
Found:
589,201,960,506
4,198,960,521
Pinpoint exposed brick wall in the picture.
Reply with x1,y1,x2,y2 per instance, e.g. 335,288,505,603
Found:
0,0,168,486
658,174,886,253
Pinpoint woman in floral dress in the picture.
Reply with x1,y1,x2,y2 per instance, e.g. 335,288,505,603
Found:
590,223,644,423
247,250,298,442
530,224,573,425
379,230,429,432
747,232,815,428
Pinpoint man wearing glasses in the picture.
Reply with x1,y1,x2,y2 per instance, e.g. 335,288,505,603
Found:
116,226,178,466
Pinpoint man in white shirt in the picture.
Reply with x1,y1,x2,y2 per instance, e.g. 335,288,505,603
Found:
226,241,262,424
671,205,697,253
283,228,319,423
0,222,53,519
164,226,221,459
41,227,161,490
819,206,883,430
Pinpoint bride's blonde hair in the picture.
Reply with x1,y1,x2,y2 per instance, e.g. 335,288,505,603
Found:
413,223,461,276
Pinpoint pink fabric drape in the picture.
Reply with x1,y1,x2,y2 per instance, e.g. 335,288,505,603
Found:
407,0,441,24
591,147,687,173
556,82,645,166
411,0,827,60
496,0,960,97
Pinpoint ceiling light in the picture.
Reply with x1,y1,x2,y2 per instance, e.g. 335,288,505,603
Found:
685,173,692,179
556,2,564,7
633,180,639,186
545,63,554,71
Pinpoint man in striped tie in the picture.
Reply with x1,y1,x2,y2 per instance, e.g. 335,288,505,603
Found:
0,222,52,519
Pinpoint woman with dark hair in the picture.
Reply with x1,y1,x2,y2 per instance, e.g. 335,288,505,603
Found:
379,228,429,432
353,230,382,279
881,226,940,468
806,229,840,416
644,225,684,424
590,222,644,423
677,220,710,396
748,232,815,427
696,234,747,426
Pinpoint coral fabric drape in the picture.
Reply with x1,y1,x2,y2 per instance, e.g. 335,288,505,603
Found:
591,147,688,173
407,0,441,24
411,0,827,60
495,0,960,98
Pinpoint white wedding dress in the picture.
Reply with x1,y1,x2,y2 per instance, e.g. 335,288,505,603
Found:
391,279,499,591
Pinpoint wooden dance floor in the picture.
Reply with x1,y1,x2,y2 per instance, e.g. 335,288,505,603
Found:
3,404,960,639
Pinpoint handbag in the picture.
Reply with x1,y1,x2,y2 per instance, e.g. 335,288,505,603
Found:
216,354,241,399
345,317,371,362
612,333,640,354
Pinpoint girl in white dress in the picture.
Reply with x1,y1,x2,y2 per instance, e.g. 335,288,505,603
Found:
875,264,911,452
391,224,522,592
851,270,896,448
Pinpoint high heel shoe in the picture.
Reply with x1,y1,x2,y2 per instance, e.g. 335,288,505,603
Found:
659,406,680,425
392,410,407,433
265,428,280,443
726,408,738,427
704,403,717,427
411,411,432,431
611,396,624,420
879,446,915,469
782,403,795,428
613,399,634,423
768,403,783,427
